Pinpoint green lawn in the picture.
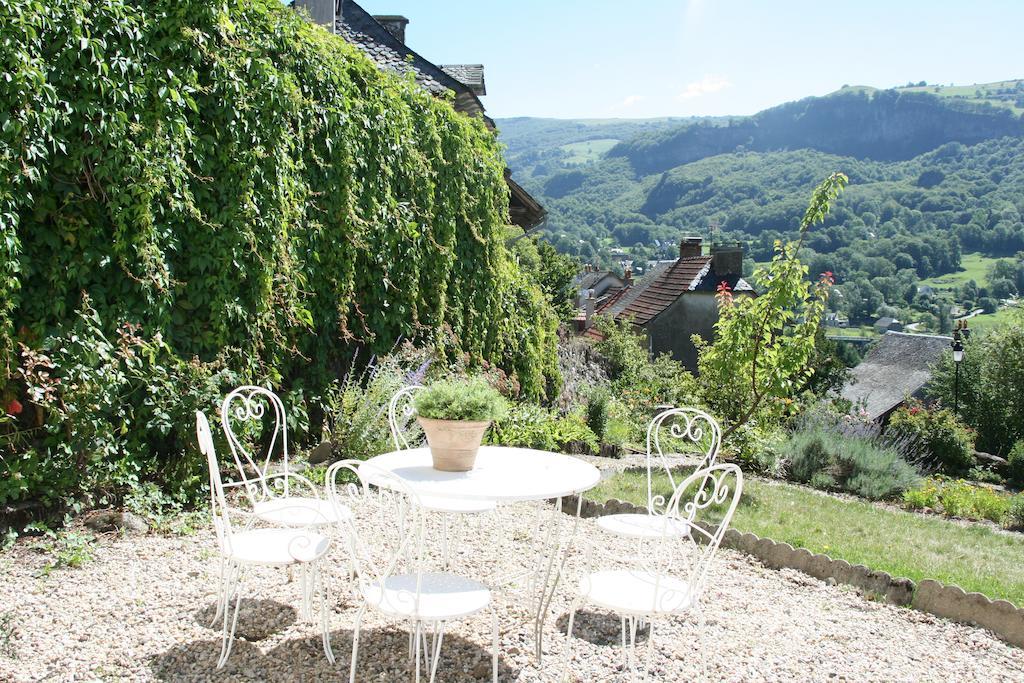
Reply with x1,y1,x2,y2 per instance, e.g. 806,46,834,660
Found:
559,138,619,164
919,252,998,291
961,305,1021,332
588,469,1024,606
826,324,878,339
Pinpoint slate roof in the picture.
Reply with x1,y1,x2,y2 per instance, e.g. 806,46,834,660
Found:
839,332,952,421
336,2,481,103
440,64,486,95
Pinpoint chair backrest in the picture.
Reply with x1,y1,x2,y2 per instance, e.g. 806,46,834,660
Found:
197,410,234,554
326,459,428,613
387,385,423,451
668,463,743,606
221,385,289,502
644,407,721,514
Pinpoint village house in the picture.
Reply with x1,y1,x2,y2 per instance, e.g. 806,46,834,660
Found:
295,0,546,231
839,331,952,421
579,237,754,370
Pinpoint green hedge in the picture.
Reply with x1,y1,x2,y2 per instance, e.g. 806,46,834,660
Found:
0,0,558,506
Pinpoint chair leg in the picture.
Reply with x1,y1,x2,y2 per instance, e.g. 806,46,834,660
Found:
642,618,656,683
217,564,243,669
628,616,639,680
491,607,499,683
561,596,582,683
428,621,446,683
413,620,423,683
211,557,226,627
315,563,334,664
349,605,365,683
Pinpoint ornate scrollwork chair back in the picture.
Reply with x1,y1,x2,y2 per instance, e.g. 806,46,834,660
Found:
645,407,721,515
325,460,425,606
388,385,423,451
221,385,290,504
668,462,743,606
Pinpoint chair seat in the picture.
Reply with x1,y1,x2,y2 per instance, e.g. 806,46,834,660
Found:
580,570,693,616
595,513,692,539
362,572,491,620
419,494,497,514
226,528,331,566
253,496,350,527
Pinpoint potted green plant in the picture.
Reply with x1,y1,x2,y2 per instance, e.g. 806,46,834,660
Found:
413,377,508,471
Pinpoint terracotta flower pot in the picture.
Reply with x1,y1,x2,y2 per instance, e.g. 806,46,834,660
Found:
417,416,491,471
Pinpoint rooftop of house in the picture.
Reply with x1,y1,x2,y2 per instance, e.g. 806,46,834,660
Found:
439,64,486,95
601,255,753,326
335,2,489,123
839,331,952,420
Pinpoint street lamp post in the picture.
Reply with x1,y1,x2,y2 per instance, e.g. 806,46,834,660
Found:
951,321,967,415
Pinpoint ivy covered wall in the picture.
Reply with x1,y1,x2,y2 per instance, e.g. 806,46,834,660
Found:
0,0,559,504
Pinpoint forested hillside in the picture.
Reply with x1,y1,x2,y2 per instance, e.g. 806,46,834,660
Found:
498,80,1024,334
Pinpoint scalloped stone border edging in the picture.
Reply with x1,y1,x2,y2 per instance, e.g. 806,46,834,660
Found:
561,494,1024,648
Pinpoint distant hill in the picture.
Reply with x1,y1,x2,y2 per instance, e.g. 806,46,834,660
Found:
496,79,1024,334
609,84,1024,175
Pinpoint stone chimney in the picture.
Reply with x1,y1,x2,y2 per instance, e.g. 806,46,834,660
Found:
623,266,633,286
294,0,336,31
584,289,596,330
711,242,744,276
679,236,702,259
374,15,409,43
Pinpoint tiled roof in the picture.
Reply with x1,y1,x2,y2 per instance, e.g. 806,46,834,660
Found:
440,64,486,95
614,257,712,324
337,2,470,97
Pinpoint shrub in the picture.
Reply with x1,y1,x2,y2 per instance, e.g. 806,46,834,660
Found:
927,314,1024,456
1007,495,1024,531
904,477,1013,524
1009,440,1024,486
785,426,920,500
593,318,698,411
585,390,610,442
487,403,598,454
414,377,508,423
322,350,427,461
888,404,975,475
2,304,236,510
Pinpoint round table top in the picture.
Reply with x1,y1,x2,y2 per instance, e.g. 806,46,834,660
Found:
360,446,602,502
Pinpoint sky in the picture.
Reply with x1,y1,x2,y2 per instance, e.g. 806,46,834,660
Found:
353,0,1024,120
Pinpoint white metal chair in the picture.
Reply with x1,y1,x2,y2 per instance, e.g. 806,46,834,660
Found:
388,386,497,567
325,459,499,683
563,463,743,682
196,411,334,668
221,385,347,527
596,407,721,539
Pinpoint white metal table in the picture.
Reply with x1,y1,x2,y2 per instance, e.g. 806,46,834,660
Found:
361,446,601,662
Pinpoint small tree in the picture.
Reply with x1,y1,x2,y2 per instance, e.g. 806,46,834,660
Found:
696,173,848,439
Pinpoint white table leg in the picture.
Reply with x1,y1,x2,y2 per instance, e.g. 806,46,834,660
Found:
530,494,585,663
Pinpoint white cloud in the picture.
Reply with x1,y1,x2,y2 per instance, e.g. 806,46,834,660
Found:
620,94,645,107
676,74,732,100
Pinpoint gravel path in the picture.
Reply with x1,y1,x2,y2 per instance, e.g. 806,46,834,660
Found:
1,505,1022,682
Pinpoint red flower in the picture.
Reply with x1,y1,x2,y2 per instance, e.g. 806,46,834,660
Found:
6,399,22,416
819,271,835,285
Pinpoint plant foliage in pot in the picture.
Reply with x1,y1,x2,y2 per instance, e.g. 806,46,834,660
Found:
413,377,508,471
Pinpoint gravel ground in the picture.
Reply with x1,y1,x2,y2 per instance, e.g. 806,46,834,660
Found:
1,505,1023,682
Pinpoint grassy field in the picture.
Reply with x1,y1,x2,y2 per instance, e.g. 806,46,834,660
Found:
825,324,878,339
964,305,1021,332
559,138,620,164
898,79,1024,115
919,252,998,291
588,469,1024,606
